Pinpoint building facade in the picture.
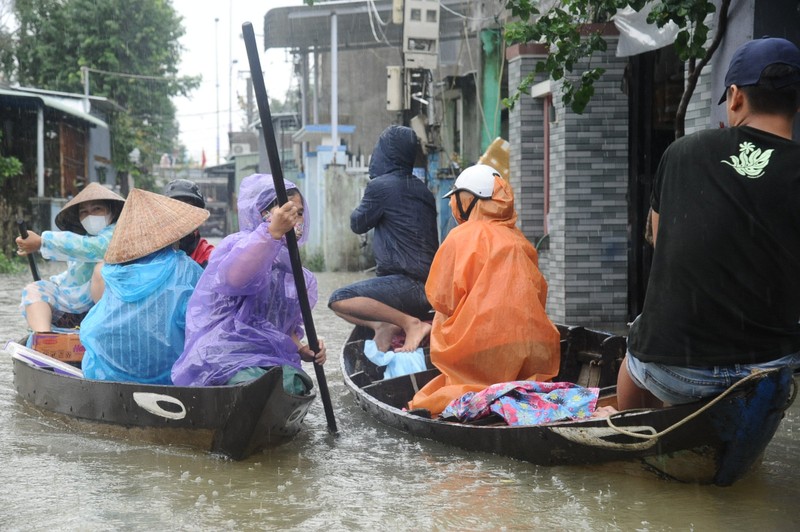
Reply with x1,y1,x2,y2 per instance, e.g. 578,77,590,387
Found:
260,0,800,331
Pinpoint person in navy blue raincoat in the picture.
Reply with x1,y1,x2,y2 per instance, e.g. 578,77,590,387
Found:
329,125,439,353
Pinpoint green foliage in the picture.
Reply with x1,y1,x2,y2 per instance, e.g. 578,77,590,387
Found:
300,249,325,272
648,0,716,61
0,253,24,274
504,0,718,115
6,0,200,177
0,156,23,183
0,130,23,185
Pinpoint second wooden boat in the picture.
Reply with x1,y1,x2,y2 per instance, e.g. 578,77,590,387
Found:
341,325,796,486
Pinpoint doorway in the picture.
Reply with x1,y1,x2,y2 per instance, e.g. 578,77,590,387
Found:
627,46,683,322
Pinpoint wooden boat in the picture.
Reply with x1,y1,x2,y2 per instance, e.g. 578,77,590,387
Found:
5,340,315,460
341,325,797,486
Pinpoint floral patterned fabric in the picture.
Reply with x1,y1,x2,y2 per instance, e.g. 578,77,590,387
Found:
441,381,599,426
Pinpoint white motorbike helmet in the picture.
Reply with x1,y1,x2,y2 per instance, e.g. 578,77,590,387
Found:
443,164,499,199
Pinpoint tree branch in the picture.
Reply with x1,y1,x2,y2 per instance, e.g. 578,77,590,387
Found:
674,0,731,138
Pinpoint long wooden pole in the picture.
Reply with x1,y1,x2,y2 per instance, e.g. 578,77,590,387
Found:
242,22,338,434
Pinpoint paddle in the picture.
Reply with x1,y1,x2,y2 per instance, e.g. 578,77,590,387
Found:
16,219,41,281
242,22,338,434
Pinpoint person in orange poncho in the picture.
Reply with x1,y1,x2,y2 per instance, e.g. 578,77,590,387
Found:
408,164,561,416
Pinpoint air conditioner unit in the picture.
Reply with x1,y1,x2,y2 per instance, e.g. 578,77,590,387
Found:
231,143,250,155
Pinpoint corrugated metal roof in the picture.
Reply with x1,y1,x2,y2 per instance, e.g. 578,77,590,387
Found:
0,87,108,128
11,86,125,113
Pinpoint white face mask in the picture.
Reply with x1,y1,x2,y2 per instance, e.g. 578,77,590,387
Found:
81,214,111,235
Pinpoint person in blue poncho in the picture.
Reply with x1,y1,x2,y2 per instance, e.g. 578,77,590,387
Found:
15,183,125,332
171,174,326,394
79,189,209,384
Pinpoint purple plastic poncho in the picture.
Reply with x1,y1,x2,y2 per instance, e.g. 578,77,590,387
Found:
171,174,317,386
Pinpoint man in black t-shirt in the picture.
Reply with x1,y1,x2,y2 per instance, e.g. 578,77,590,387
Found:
618,37,800,409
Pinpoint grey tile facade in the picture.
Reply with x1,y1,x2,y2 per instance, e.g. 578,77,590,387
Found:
508,37,629,331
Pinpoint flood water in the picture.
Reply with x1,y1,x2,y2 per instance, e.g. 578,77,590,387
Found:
1,263,798,530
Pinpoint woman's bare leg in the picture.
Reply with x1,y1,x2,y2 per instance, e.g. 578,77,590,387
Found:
330,296,431,351
25,301,53,332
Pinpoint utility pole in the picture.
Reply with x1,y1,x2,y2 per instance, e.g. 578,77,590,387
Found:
229,59,237,133
215,17,220,166
228,0,234,135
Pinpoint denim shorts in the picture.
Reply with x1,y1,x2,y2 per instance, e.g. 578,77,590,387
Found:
626,351,800,405
328,274,433,320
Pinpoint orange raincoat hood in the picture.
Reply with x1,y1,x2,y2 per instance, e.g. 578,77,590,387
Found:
449,171,518,226
409,176,560,415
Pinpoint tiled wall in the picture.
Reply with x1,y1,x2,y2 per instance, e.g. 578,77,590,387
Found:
508,37,629,331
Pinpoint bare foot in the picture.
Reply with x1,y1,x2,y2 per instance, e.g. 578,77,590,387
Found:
373,322,402,352
590,405,619,419
397,320,431,352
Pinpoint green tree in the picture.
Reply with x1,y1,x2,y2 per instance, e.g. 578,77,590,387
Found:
0,0,15,77
504,0,731,138
0,131,23,186
6,0,200,189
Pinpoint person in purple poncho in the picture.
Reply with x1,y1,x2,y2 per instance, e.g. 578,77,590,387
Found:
171,174,326,393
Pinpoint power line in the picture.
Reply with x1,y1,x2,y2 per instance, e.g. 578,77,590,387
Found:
83,66,185,82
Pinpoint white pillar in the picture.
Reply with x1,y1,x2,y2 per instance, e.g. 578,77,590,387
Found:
37,107,45,197
313,49,319,124
330,12,338,160
82,66,90,113
300,50,309,128
301,50,309,173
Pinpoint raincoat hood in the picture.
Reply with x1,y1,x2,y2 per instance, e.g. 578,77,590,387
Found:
171,173,320,387
237,173,310,246
368,125,418,179
450,175,518,226
103,248,180,302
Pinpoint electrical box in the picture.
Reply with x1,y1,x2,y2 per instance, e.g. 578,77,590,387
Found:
392,0,404,24
402,0,440,70
386,66,404,111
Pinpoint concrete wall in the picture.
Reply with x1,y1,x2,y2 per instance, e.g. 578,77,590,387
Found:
296,148,369,271
317,47,403,157
698,0,800,140
323,165,372,272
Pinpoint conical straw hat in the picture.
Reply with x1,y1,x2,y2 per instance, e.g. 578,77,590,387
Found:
55,182,126,233
478,137,510,182
104,188,210,264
